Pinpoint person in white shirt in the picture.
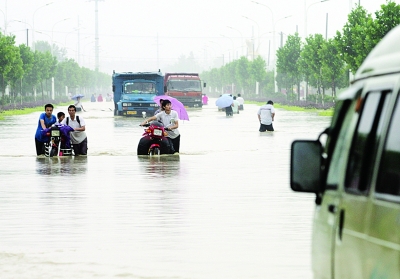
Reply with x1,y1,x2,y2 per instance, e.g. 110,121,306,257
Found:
74,97,85,112
61,105,88,155
141,99,180,153
257,100,275,132
232,96,240,114
237,94,244,110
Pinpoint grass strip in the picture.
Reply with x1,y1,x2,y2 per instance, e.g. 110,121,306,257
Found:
0,102,71,120
246,101,334,117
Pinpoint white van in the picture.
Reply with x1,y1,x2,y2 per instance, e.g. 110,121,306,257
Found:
290,25,400,279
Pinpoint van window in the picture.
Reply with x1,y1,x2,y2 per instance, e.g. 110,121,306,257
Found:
326,100,353,189
345,91,391,194
376,95,400,197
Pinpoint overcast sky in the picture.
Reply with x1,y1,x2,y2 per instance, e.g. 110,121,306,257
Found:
2,0,398,74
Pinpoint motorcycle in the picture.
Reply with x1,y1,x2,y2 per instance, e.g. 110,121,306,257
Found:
137,121,173,156
43,125,74,157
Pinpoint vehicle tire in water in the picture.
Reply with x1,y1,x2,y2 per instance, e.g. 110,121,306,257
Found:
149,147,160,156
50,147,58,157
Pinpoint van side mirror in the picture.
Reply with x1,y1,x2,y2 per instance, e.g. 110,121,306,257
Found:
112,85,115,92
164,85,167,93
203,82,206,88
290,140,323,193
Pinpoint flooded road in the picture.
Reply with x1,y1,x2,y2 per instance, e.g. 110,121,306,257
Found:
0,99,331,279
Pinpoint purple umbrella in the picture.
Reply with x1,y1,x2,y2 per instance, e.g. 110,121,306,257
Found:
153,95,189,121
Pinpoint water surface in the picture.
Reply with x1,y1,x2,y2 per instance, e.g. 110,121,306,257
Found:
0,100,331,279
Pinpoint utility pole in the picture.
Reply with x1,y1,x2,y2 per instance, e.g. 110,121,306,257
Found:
88,0,104,72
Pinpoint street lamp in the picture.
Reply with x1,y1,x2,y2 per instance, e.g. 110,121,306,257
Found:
10,20,33,46
83,41,95,68
51,18,70,56
251,1,280,92
251,1,274,28
242,16,260,60
270,15,292,93
209,40,222,54
0,8,6,34
227,26,244,58
220,34,235,63
304,0,329,38
209,40,224,66
32,2,53,51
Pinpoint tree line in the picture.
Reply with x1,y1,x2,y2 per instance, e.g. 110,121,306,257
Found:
201,2,400,104
0,33,110,107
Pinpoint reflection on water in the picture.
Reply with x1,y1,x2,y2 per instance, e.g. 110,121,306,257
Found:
0,101,331,279
137,155,181,177
36,156,88,175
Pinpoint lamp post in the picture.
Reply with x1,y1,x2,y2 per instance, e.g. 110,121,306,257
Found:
209,40,222,55
304,0,329,39
271,15,292,93
0,8,6,34
51,18,70,56
83,41,95,69
242,16,260,60
209,40,224,66
64,27,81,48
227,26,244,58
220,34,235,63
251,1,280,92
32,2,53,51
251,1,274,29
11,20,33,46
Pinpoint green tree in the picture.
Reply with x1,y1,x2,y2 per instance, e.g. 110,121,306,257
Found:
235,57,250,94
276,33,302,100
249,56,268,95
372,1,400,45
301,34,325,101
18,44,35,96
320,38,346,98
335,6,375,74
0,34,23,98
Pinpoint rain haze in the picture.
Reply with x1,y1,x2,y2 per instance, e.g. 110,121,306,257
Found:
2,0,396,75
2,1,400,278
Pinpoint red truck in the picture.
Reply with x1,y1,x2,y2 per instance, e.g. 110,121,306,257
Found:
163,73,206,108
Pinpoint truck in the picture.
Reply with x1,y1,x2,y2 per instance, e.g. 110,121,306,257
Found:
163,73,206,108
112,70,164,117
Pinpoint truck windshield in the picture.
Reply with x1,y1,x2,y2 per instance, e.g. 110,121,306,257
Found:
168,80,201,92
124,82,156,94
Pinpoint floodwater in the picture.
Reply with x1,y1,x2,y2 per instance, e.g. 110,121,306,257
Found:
0,99,331,279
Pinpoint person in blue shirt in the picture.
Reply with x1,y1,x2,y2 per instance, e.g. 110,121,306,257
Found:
35,104,56,156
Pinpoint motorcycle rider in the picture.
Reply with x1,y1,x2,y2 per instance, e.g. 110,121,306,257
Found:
140,99,180,154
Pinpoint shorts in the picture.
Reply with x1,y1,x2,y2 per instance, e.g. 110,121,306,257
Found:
259,123,274,132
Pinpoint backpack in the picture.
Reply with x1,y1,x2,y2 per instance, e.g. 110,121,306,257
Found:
66,116,81,127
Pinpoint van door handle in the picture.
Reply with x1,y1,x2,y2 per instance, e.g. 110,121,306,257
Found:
328,204,337,213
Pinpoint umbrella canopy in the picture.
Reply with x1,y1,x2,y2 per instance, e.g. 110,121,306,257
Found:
71,94,85,100
153,95,189,121
216,94,233,108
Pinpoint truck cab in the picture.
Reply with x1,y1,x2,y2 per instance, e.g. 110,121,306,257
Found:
164,73,206,108
112,71,164,117
290,25,400,279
